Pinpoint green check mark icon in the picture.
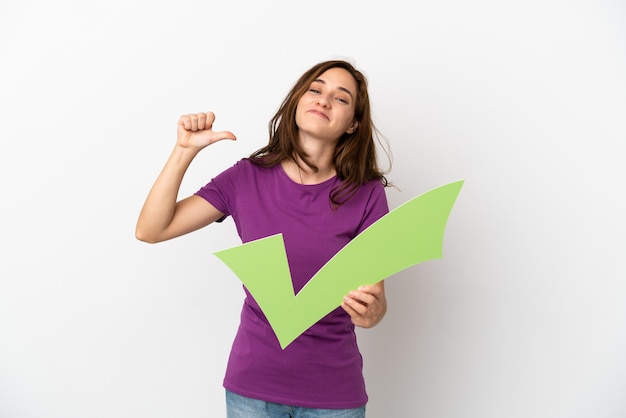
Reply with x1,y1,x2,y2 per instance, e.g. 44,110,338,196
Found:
214,180,464,349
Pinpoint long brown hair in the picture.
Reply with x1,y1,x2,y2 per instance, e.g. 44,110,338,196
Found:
248,60,391,206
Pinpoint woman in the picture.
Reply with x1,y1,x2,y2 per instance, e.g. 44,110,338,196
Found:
136,60,392,417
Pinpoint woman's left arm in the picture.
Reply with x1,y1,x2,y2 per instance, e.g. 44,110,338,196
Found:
341,280,387,328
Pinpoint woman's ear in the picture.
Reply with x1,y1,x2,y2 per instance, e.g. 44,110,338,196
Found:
346,121,359,134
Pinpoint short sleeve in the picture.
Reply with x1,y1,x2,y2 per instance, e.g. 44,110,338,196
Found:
355,180,389,236
194,159,246,219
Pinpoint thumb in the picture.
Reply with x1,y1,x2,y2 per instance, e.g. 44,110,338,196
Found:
209,130,237,144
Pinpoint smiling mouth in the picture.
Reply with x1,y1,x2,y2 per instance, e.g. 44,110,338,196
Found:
309,110,329,120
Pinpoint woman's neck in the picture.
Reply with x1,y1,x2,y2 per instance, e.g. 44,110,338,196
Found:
283,144,336,185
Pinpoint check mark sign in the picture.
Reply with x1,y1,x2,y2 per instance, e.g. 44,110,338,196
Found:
214,180,464,349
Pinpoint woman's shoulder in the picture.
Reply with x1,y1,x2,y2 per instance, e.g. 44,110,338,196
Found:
234,157,281,174
358,176,388,195
236,156,278,167
227,157,268,173
217,158,281,184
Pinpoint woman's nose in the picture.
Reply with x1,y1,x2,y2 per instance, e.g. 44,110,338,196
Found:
316,94,330,107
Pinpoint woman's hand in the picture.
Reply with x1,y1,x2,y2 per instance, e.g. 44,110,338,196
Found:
341,281,387,328
177,111,236,151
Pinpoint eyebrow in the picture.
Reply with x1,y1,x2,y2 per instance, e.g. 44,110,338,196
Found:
312,78,355,100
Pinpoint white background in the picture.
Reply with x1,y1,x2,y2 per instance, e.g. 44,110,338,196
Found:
1,1,625,417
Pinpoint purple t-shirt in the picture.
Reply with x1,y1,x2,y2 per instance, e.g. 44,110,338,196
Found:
195,158,389,409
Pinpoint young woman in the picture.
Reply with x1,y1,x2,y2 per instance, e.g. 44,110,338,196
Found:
136,60,392,417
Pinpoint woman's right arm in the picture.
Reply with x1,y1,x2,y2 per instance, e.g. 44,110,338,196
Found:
135,112,236,243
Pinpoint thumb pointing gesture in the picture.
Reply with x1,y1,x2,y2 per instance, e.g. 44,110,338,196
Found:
177,111,236,150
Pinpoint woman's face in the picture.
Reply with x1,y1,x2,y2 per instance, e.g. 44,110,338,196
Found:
295,67,359,144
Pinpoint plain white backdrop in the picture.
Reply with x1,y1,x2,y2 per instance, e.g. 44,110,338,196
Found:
1,0,625,417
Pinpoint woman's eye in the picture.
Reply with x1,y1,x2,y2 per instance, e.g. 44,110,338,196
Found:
309,88,320,94
336,97,348,104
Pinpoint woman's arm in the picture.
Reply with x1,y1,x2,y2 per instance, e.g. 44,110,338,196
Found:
135,112,236,243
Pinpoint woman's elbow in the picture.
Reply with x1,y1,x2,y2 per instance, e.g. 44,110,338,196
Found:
135,225,161,244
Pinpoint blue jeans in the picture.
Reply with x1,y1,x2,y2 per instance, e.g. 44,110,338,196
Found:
226,390,366,418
